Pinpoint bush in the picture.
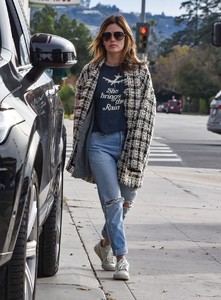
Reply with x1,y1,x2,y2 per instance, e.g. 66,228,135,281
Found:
59,84,75,115
199,98,208,115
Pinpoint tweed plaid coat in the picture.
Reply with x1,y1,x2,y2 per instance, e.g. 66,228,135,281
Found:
66,60,156,188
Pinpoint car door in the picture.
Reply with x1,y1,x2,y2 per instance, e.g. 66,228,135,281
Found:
7,0,64,209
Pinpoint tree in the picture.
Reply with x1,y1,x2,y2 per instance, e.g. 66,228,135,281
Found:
152,41,221,112
30,6,93,77
31,6,57,34
152,45,190,95
30,5,93,115
159,0,221,55
176,44,221,112
177,0,201,31
68,20,93,75
176,0,217,28
54,14,73,38
146,20,159,62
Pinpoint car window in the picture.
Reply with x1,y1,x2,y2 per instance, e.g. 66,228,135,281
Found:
6,0,30,66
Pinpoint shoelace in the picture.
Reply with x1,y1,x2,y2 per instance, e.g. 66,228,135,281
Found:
117,260,128,270
102,246,115,264
106,250,115,263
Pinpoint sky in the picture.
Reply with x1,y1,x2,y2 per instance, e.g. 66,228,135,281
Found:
89,0,185,17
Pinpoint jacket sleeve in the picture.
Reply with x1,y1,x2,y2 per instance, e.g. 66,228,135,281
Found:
66,65,90,173
72,64,90,146
126,64,156,172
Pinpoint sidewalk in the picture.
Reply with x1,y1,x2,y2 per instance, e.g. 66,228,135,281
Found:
37,166,221,300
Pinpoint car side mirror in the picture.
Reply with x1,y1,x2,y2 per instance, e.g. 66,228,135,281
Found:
23,33,77,87
30,33,77,67
212,22,221,46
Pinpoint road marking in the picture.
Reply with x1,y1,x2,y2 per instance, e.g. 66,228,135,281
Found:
149,141,182,162
66,140,182,163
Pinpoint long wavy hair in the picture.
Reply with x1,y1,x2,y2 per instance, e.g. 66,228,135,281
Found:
89,15,145,71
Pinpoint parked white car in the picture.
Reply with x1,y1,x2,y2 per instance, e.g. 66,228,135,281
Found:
207,90,221,134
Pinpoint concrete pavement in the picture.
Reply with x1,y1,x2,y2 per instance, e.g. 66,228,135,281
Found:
36,163,221,300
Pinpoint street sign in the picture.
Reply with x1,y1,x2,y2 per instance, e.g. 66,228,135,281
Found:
29,0,81,5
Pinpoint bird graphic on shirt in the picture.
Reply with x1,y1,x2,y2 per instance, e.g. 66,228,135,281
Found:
103,74,125,85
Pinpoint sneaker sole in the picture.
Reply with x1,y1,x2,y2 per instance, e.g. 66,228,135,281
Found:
113,273,130,281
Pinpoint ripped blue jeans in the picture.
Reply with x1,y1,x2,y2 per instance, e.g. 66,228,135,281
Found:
88,131,137,256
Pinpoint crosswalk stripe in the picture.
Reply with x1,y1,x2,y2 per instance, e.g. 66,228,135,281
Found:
151,150,173,153
150,141,181,162
65,141,182,163
150,153,178,156
150,158,182,162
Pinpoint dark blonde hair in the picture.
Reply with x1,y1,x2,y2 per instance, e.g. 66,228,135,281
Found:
89,15,144,70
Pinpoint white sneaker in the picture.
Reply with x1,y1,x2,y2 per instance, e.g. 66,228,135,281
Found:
94,241,116,271
113,258,130,280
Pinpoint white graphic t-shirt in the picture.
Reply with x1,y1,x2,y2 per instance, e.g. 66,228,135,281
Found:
93,64,127,133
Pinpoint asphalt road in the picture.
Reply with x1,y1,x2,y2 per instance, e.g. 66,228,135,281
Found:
153,113,221,169
65,113,221,170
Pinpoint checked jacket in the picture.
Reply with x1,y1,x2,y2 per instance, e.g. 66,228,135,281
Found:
66,59,156,188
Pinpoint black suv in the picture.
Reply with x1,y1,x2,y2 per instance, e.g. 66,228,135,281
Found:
0,0,77,299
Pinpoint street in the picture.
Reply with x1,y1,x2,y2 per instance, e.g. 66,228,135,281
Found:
36,115,221,300
66,113,221,169
153,113,221,169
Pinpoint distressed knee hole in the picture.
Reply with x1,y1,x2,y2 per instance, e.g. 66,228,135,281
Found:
105,198,123,206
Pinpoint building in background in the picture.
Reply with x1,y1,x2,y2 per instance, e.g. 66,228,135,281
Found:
20,0,90,23
29,0,82,7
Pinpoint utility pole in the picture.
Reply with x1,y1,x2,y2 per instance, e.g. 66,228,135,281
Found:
141,0,146,22
136,0,149,60
140,0,148,60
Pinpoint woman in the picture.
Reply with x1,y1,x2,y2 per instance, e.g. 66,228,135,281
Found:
66,15,156,281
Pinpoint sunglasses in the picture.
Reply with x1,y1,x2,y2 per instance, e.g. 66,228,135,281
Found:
102,31,125,41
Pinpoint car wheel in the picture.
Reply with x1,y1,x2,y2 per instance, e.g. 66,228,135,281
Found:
38,165,63,277
0,169,39,300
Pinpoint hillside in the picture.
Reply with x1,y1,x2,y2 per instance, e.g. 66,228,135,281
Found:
30,3,185,41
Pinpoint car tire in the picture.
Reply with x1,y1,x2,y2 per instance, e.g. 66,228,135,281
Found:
37,165,63,277
0,169,39,300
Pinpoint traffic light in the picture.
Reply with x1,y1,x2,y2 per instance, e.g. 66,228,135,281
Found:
136,22,149,53
212,21,221,46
